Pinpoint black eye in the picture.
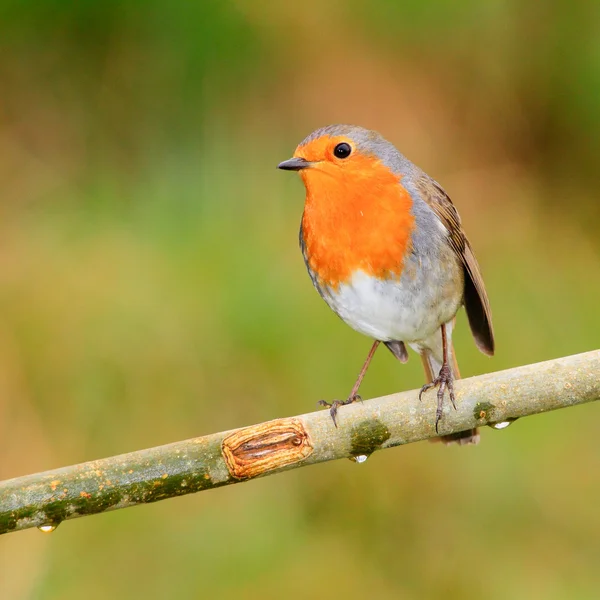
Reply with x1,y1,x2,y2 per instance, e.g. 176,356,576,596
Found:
333,142,352,159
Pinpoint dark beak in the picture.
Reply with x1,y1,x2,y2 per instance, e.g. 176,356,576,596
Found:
277,157,311,171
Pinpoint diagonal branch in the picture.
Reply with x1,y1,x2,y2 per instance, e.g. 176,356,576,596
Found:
1,350,598,536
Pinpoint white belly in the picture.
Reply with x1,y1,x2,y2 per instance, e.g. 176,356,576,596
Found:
320,268,462,343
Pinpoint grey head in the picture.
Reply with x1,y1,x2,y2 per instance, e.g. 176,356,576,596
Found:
296,124,420,178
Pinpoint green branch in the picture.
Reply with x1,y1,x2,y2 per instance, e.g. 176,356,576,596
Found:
1,350,598,536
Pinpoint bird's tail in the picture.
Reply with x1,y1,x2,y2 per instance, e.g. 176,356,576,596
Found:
419,336,480,446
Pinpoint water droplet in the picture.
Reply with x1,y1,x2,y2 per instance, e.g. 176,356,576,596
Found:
37,522,59,534
349,454,369,464
489,418,518,430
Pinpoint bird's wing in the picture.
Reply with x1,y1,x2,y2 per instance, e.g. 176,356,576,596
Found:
413,175,495,356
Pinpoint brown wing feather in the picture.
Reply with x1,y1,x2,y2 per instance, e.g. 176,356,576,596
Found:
414,176,495,356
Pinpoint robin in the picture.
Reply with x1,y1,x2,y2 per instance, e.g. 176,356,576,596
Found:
278,124,494,445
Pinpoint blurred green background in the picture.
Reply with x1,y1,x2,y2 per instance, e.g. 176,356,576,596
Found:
1,1,599,598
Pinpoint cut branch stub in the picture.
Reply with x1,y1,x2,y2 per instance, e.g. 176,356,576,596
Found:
222,417,313,479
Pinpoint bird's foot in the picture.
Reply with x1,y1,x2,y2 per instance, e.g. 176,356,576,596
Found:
418,363,456,433
318,394,362,428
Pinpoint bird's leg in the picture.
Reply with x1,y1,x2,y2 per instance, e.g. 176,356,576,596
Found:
319,340,380,427
418,324,456,432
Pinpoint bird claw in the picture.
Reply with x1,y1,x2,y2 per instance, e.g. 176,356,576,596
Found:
318,394,362,427
419,363,456,433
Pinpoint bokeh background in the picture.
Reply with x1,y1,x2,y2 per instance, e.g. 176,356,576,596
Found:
1,1,599,598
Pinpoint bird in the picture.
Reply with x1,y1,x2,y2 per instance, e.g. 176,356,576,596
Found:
277,124,494,445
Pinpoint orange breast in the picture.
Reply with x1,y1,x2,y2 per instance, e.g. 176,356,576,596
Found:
300,156,415,288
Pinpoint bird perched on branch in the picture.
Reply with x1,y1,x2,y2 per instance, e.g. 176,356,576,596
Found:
278,124,494,445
